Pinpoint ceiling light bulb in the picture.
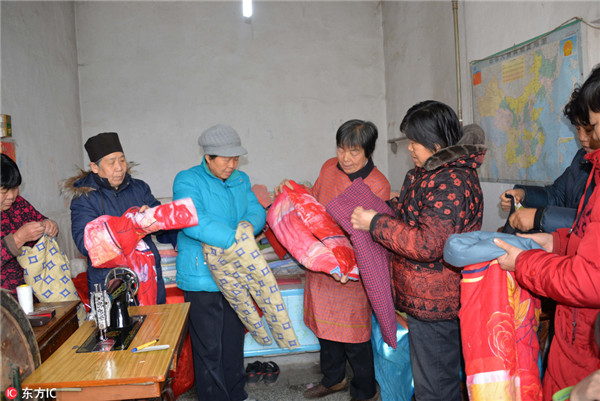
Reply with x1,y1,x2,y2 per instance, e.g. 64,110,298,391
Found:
243,0,252,18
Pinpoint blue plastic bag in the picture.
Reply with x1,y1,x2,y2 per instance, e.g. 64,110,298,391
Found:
371,314,414,401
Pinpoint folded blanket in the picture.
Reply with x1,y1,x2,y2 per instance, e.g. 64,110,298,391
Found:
443,231,543,267
203,221,299,349
84,198,198,305
326,178,397,348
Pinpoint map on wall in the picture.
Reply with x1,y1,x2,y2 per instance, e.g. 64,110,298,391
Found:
471,20,584,184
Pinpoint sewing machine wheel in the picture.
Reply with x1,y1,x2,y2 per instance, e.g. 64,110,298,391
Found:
105,267,139,297
1,289,41,394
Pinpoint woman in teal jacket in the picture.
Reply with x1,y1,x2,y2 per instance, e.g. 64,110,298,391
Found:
173,124,265,401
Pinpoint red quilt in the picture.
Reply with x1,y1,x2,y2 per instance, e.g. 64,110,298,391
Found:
267,180,358,280
84,198,198,305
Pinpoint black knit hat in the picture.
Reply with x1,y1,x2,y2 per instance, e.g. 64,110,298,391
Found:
84,132,124,163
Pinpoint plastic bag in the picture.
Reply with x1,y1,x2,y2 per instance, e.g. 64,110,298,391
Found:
371,313,414,401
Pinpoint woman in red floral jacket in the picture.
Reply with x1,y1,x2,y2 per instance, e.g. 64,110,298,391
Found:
351,101,486,401
1,154,58,297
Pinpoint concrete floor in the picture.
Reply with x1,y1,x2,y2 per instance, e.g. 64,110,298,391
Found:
177,351,371,401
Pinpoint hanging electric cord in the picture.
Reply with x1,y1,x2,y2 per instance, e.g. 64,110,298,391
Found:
452,0,462,124
389,0,463,154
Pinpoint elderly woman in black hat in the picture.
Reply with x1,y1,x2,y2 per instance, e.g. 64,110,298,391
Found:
173,124,266,401
64,132,173,304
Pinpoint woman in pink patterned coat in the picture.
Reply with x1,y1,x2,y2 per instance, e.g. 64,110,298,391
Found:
1,154,58,297
276,120,390,401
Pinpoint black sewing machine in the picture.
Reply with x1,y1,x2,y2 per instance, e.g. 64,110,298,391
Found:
77,267,146,353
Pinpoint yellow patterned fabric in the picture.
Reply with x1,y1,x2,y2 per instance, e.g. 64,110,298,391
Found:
18,234,86,323
19,234,79,302
203,222,299,349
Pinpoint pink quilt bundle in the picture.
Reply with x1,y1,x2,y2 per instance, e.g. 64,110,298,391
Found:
84,198,198,305
267,180,358,280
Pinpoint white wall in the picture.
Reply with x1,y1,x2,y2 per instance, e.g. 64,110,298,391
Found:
1,2,82,254
74,1,388,198
383,1,600,231
382,1,459,193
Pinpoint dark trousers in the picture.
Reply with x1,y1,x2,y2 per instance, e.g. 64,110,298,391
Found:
318,337,377,400
406,315,462,401
184,291,247,401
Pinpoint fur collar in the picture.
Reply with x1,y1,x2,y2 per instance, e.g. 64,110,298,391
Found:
422,124,487,171
61,162,137,199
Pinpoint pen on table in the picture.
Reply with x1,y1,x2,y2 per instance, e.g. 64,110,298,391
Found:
133,344,170,353
131,338,159,353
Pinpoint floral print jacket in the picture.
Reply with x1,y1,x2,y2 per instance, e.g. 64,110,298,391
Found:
1,196,46,296
371,127,486,321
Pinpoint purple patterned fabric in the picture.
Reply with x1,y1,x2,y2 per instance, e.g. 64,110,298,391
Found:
326,178,397,348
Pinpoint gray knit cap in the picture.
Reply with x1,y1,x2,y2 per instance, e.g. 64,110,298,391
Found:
198,124,247,157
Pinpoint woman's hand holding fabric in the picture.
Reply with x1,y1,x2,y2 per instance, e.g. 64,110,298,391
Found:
330,272,349,284
517,232,553,252
13,221,45,248
138,205,150,213
273,179,294,196
41,219,59,237
350,206,377,231
493,238,523,271
494,232,553,272
508,208,536,231
500,188,525,212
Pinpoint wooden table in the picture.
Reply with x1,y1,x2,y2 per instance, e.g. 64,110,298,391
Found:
23,303,190,401
32,301,80,362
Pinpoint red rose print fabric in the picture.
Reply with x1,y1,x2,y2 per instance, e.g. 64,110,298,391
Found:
460,260,542,401
84,198,198,305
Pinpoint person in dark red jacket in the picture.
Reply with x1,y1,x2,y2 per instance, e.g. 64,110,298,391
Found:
494,65,600,401
1,153,59,296
351,101,486,401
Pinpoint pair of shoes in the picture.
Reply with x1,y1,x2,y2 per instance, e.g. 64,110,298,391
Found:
245,361,264,385
350,389,380,401
303,378,348,399
245,360,280,386
262,361,280,386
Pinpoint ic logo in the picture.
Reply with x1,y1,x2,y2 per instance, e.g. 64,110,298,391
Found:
5,387,18,399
